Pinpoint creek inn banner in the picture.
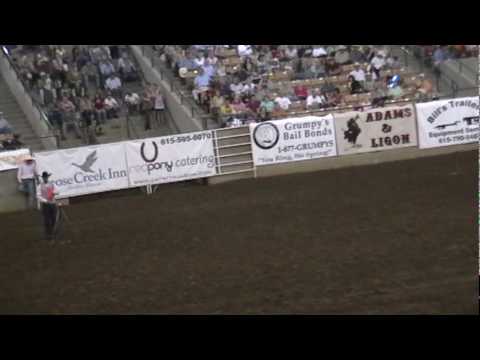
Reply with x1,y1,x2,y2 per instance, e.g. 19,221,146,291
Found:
415,97,479,149
34,142,130,199
333,104,418,155
249,114,337,166
125,130,217,186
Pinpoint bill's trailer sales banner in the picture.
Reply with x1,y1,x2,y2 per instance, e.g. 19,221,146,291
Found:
125,130,217,186
34,143,130,198
249,114,337,166
334,104,418,155
415,97,479,149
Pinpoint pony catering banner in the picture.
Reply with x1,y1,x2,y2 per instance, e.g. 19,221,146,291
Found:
249,114,337,166
415,97,479,149
0,148,30,172
334,104,418,155
34,143,129,198
125,130,217,186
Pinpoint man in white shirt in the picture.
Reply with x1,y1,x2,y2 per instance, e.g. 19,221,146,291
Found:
237,45,253,57
17,155,38,209
349,63,366,83
105,74,122,98
370,53,386,71
274,94,292,111
104,95,119,119
306,89,327,109
230,79,244,97
125,92,140,114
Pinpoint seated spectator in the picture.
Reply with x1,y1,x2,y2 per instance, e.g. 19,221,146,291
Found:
220,100,236,116
312,46,327,58
105,74,123,98
328,88,344,107
78,94,94,128
325,57,342,76
104,94,120,120
348,75,364,94
320,81,337,95
238,45,253,57
369,52,385,80
350,47,366,63
294,84,309,100
371,82,389,107
334,46,351,65
229,79,244,98
386,75,404,99
433,46,448,66
284,45,298,60
231,95,247,113
117,53,138,82
58,96,81,139
193,67,212,105
415,74,434,101
93,93,107,125
99,60,115,83
47,102,66,140
83,61,101,89
306,89,327,109
259,95,275,121
152,86,166,124
246,95,261,114
386,56,401,69
210,91,225,120
206,50,218,66
349,63,366,83
2,134,24,151
125,91,141,114
0,113,13,134
273,93,292,111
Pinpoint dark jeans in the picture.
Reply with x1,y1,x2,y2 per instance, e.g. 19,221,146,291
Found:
41,203,57,239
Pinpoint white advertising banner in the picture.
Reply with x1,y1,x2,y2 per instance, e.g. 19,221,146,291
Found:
126,131,217,186
34,143,129,198
415,97,479,149
250,114,337,166
0,148,30,172
334,104,418,155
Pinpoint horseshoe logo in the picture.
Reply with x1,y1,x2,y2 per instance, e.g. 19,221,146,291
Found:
140,141,158,163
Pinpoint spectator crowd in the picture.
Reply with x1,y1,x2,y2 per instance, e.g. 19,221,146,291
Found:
156,45,440,128
8,45,166,144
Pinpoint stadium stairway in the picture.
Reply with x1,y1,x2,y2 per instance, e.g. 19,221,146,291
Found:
0,72,44,152
58,45,175,149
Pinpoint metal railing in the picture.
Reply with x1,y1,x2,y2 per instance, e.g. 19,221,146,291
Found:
399,45,478,98
0,46,55,131
140,45,213,130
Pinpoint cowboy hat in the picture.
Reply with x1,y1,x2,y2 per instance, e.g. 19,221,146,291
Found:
41,171,52,178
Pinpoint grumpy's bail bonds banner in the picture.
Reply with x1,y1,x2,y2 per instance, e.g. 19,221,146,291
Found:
415,97,479,149
334,104,418,155
249,114,337,166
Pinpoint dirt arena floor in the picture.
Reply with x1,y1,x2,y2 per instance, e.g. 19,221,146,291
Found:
0,150,477,314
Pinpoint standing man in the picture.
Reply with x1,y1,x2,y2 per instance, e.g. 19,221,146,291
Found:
17,155,38,209
37,171,58,241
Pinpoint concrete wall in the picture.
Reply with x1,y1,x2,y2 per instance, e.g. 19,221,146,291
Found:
130,45,202,134
0,169,27,213
256,143,477,179
0,53,56,150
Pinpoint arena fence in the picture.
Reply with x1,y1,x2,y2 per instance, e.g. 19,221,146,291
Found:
3,96,476,200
